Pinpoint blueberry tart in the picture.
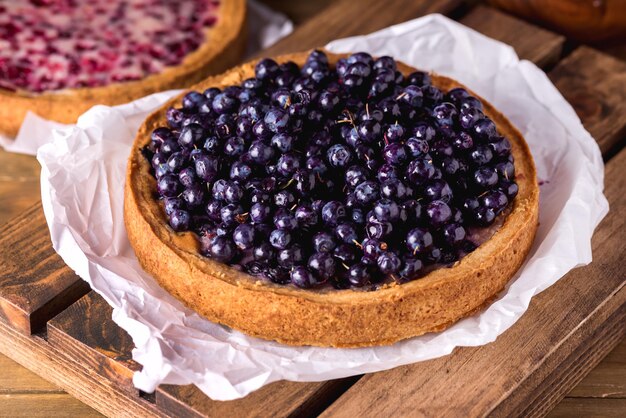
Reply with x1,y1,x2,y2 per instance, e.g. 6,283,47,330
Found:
0,0,246,137
124,50,539,347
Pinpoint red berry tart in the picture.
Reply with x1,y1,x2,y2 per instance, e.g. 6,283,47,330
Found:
124,50,539,348
0,0,246,137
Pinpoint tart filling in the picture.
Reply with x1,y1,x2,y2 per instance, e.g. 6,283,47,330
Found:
139,50,519,291
0,0,220,93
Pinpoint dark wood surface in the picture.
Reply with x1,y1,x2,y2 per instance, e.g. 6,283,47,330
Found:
0,1,624,417
548,47,626,157
0,203,90,335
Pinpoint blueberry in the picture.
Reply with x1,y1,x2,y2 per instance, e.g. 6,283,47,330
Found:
373,199,400,222
157,174,180,197
207,236,236,262
354,181,380,205
347,263,371,287
399,85,423,108
473,167,499,188
270,229,291,249
248,140,275,164
274,210,297,230
383,143,409,166
253,243,275,261
357,119,381,143
295,204,318,227
406,71,431,87
442,223,466,246
291,266,320,288
406,227,433,255
233,224,256,250
433,102,458,126
473,118,497,140
313,232,336,253
335,223,358,244
169,209,190,232
255,58,280,80
426,200,452,226
399,258,423,280
182,185,205,207
406,158,436,184
326,144,353,168
322,201,346,225
308,252,336,279
278,246,304,268
366,221,393,239
264,107,290,133
377,251,402,274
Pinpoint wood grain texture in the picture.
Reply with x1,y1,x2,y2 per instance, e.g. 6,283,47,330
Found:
460,5,565,68
259,0,333,24
0,203,90,334
547,398,626,418
47,292,140,395
259,0,465,57
0,393,104,418
549,47,626,156
320,148,626,418
0,2,624,417
0,355,62,394
0,149,40,225
0,318,165,418
157,377,359,418
569,338,626,399
487,0,626,42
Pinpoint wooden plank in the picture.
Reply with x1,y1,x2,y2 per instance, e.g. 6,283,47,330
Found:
258,0,333,24
568,338,626,399
259,0,465,57
0,354,62,394
460,5,565,68
549,47,626,156
0,393,104,418
547,398,626,418
320,148,626,418
0,317,165,418
45,288,359,417
47,292,140,395
157,378,358,418
0,203,90,334
0,149,40,226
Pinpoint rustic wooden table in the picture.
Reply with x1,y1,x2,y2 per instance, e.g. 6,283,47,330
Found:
1,1,624,417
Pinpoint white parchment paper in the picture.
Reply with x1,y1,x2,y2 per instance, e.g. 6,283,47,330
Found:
9,14,610,400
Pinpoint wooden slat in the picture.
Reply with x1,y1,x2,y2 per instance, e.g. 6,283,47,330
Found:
259,0,333,24
547,398,626,418
46,290,360,418
0,355,62,394
320,148,626,417
259,0,465,57
0,203,90,334
549,47,626,156
0,149,40,225
460,5,565,68
0,393,104,418
157,378,358,418
568,338,626,399
0,316,165,417
47,292,140,395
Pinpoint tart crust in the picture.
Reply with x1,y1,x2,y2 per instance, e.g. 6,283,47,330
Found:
124,51,540,348
0,0,247,138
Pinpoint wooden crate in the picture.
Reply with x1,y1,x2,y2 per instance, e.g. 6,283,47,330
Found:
1,1,624,417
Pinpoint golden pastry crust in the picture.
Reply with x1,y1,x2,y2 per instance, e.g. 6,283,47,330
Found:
124,51,540,348
0,0,247,138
